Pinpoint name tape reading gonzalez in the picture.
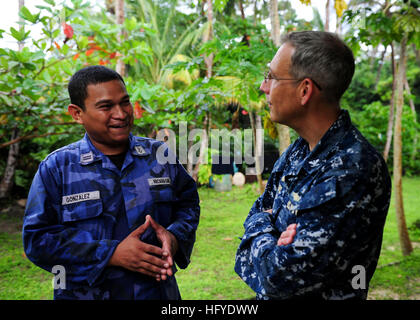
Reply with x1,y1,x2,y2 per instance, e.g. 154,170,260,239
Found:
62,191,100,205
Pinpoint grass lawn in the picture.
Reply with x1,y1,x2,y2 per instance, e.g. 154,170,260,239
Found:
0,177,419,300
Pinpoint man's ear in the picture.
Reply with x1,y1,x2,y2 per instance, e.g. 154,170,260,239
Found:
68,104,84,124
298,78,314,105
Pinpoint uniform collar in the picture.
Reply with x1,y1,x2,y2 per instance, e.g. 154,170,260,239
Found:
79,133,151,165
79,133,102,165
304,109,352,166
128,133,151,157
278,109,352,178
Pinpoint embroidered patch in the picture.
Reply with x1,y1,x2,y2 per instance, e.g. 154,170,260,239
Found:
148,177,171,186
135,146,146,155
62,191,100,205
80,152,94,163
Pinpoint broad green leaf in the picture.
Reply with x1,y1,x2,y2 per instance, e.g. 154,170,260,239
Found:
61,44,69,55
140,87,155,100
61,60,73,75
19,6,36,23
10,27,26,42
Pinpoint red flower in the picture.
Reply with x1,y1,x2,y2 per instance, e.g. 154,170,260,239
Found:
134,101,145,119
241,110,248,115
85,48,95,56
62,23,74,39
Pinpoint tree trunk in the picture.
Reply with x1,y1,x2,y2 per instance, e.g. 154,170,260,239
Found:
374,46,387,91
203,0,214,78
413,44,420,66
192,114,208,182
249,111,264,194
270,0,280,46
325,0,330,32
0,128,20,199
276,123,291,154
238,0,246,20
0,1,24,199
18,0,25,50
269,0,290,156
383,43,396,162
115,0,125,76
190,0,214,180
187,129,194,176
335,6,342,35
403,77,418,166
393,35,413,257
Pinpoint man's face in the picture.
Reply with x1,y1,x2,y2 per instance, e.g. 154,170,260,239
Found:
259,43,301,126
76,79,134,154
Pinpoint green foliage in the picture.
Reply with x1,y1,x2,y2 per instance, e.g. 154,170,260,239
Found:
197,164,212,185
197,19,276,112
348,101,420,175
0,0,153,196
1,0,419,198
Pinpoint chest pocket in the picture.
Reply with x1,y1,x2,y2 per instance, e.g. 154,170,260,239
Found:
274,175,338,231
150,186,174,228
295,176,337,211
61,199,105,239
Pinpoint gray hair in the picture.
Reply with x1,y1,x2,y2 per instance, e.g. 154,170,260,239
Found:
281,31,355,103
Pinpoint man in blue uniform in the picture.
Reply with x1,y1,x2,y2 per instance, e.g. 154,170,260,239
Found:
234,31,391,300
23,66,200,299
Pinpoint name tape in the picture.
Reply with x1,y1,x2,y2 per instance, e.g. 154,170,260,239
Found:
148,177,171,186
62,191,100,205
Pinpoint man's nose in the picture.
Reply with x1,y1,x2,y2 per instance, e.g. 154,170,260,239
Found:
113,105,127,118
259,80,269,94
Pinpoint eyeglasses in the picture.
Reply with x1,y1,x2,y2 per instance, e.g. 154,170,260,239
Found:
263,70,322,91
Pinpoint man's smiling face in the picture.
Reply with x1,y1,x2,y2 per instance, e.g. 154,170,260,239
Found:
77,79,134,154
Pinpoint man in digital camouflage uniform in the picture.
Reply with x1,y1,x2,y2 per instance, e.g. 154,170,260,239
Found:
235,31,391,300
23,66,200,299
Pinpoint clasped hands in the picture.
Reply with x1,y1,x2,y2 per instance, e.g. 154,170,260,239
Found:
108,215,178,281
264,209,297,246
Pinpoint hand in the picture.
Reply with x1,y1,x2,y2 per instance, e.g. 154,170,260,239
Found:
108,218,169,279
277,223,297,246
147,215,178,281
264,209,273,214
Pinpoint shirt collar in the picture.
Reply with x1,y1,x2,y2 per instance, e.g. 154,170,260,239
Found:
301,109,352,174
128,134,151,157
78,133,150,165
278,109,352,177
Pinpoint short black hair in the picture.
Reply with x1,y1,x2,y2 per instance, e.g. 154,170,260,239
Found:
68,65,125,110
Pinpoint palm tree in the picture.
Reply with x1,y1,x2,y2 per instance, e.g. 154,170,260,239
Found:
127,0,206,86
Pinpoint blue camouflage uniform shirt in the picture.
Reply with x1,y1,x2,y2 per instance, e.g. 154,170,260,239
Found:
235,110,391,300
23,133,200,300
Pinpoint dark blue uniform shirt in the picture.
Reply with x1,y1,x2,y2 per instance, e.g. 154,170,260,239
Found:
23,133,200,299
235,110,391,300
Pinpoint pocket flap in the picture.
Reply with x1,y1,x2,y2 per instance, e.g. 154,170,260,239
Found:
62,199,103,222
151,187,174,203
294,176,337,211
